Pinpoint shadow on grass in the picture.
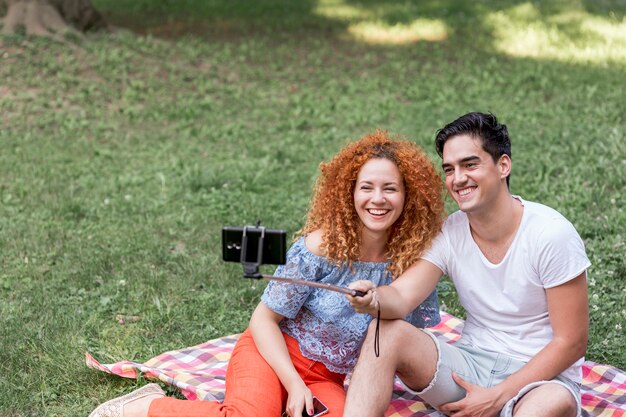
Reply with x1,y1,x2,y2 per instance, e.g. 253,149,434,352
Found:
92,0,625,49
0,2,624,415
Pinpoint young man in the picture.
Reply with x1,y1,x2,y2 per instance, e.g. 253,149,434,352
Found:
344,112,589,417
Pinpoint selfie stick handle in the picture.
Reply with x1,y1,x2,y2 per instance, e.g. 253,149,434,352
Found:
240,225,264,279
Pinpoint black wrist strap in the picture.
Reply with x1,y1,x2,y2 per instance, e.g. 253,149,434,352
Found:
374,300,380,357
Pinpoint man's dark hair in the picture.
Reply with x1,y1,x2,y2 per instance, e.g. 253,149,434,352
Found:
435,112,511,187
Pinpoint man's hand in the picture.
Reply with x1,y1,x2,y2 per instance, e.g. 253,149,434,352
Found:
346,280,376,315
438,373,506,417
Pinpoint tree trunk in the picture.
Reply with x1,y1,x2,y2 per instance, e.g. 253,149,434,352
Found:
1,0,106,38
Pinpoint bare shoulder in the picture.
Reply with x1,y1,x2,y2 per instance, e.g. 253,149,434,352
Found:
304,229,324,256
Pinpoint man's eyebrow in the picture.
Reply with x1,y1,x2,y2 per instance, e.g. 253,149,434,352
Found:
442,155,481,168
460,156,481,163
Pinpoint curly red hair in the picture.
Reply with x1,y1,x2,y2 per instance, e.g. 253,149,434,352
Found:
298,130,445,278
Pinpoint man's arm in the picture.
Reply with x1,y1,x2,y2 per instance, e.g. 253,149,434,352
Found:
348,259,443,319
439,272,589,416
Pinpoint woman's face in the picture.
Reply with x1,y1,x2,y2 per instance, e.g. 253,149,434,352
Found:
353,158,405,238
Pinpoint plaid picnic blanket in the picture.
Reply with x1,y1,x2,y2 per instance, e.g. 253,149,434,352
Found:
86,312,626,417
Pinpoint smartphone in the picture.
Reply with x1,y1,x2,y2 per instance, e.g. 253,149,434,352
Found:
307,397,329,417
281,396,329,417
221,226,287,265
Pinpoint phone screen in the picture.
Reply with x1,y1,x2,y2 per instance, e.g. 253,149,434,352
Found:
281,397,329,417
307,397,328,417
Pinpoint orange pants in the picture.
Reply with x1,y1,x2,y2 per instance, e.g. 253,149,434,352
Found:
148,329,347,417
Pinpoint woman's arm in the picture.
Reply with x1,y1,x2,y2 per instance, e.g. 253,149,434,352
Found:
249,302,315,417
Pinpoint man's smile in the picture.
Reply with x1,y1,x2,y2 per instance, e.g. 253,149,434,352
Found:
457,186,476,197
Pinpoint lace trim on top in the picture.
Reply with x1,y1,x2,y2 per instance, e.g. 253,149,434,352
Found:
262,237,440,374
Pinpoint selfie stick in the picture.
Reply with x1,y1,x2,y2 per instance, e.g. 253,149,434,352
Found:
260,275,367,297
240,225,366,297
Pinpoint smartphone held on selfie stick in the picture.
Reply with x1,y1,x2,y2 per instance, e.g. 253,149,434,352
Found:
221,224,366,297
280,396,329,417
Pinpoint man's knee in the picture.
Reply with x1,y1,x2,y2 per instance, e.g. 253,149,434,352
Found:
367,318,423,336
361,319,435,367
365,319,426,349
512,383,578,417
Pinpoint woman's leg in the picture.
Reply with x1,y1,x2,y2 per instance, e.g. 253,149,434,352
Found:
147,397,219,417
306,381,346,417
288,338,346,417
221,329,286,416
148,329,286,417
148,330,347,417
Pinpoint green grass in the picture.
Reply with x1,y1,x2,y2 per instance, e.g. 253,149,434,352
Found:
1,0,624,415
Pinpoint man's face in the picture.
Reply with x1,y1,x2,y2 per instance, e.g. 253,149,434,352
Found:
441,134,508,214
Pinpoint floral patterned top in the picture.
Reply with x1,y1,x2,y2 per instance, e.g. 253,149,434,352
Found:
262,237,440,374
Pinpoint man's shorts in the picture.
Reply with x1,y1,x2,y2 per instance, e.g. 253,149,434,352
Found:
398,330,582,417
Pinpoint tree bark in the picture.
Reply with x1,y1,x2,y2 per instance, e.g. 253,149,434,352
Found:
1,0,106,38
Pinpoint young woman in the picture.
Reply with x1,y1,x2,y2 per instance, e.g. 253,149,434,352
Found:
89,130,445,417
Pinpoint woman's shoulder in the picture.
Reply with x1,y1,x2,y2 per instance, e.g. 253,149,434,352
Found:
284,230,327,267
303,229,324,256
276,230,336,279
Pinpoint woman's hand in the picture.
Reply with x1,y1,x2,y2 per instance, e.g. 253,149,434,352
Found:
284,381,314,417
346,280,377,315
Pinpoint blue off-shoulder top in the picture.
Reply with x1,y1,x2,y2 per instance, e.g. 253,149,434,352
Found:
262,237,440,374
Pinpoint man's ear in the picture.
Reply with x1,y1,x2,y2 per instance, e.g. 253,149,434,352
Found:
498,154,512,180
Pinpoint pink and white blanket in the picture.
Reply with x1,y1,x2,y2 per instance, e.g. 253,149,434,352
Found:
86,312,626,417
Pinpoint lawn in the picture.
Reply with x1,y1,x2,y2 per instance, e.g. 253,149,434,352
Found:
0,0,624,415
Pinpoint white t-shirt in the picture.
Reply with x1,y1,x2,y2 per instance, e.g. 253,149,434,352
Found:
423,196,590,382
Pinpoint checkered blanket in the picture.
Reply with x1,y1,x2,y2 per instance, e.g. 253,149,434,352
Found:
86,312,625,416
